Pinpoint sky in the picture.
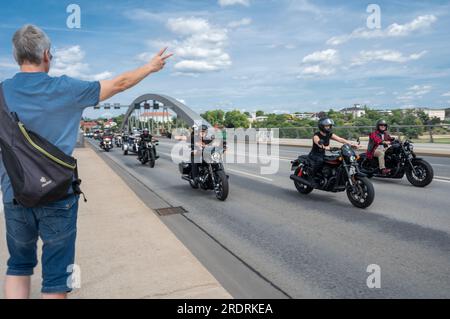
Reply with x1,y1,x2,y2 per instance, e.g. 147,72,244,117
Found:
0,0,449,118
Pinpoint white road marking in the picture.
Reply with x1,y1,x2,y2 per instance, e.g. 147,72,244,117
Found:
227,168,274,182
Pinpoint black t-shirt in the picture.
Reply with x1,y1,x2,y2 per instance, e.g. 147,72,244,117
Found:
310,131,333,156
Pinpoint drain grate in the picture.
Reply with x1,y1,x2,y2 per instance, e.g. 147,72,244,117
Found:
155,206,188,216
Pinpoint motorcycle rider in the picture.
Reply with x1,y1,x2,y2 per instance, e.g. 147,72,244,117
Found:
100,129,113,148
190,124,214,183
138,128,158,160
367,119,395,175
309,118,358,186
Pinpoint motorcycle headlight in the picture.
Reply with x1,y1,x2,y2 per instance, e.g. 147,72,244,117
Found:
350,155,356,162
211,152,222,162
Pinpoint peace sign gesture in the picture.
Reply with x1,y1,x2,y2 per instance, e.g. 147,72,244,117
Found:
149,47,174,73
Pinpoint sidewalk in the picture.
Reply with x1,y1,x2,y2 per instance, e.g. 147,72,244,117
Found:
0,146,231,299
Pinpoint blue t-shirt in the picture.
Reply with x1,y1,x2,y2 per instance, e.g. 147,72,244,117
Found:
0,72,100,203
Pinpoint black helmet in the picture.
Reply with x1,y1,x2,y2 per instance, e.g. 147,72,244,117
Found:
318,118,334,134
376,119,388,132
200,124,209,132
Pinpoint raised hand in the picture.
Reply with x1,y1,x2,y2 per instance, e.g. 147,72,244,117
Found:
149,47,174,73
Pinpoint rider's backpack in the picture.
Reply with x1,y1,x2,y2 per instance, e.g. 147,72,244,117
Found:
0,83,85,208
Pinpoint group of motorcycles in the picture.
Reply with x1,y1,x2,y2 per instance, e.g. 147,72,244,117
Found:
96,130,434,207
99,130,229,201
290,138,434,208
98,132,159,169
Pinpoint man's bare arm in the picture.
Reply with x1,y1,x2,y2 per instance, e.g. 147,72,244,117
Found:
99,48,173,102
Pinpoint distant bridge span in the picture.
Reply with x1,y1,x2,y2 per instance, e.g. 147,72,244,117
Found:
121,94,209,132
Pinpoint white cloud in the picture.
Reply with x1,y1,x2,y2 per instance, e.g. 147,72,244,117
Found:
397,84,432,101
327,15,437,46
300,64,336,76
227,18,252,28
386,15,437,37
165,17,232,74
351,50,427,65
299,49,339,77
408,84,432,96
167,17,211,35
442,91,450,97
302,49,339,64
50,45,112,81
218,0,250,7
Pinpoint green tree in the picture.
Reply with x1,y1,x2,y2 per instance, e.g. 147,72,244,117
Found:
224,110,250,128
256,110,265,117
201,110,225,126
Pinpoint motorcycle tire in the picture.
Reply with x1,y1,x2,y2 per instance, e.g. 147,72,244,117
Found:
406,159,434,187
346,177,375,209
149,149,156,168
293,168,314,194
214,170,229,201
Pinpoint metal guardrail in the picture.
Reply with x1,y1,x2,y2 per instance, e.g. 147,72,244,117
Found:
263,124,450,142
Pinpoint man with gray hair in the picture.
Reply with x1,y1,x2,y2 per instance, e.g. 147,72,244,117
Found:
0,24,173,299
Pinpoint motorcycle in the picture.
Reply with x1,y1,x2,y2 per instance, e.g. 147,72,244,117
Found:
179,146,229,201
357,138,434,187
115,135,123,148
290,144,375,209
122,136,140,155
139,140,159,168
101,137,113,152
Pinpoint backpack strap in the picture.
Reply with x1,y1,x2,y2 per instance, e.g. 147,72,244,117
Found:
72,160,87,203
0,83,21,122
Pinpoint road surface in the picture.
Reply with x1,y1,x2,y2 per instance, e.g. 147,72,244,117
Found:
89,138,450,298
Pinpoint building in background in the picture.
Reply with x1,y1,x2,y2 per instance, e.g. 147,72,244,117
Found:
139,111,172,123
340,104,366,118
421,108,446,121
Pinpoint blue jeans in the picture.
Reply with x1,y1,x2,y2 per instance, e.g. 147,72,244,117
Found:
3,195,78,294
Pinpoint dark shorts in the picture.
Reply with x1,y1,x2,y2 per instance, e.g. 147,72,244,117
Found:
3,195,79,294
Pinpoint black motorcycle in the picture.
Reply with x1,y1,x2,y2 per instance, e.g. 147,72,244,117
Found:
357,139,433,187
290,144,375,209
179,146,229,201
100,137,113,152
139,140,159,168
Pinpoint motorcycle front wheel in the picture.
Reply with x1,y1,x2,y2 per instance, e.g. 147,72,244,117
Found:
214,170,229,201
406,159,434,187
346,177,375,209
149,149,156,168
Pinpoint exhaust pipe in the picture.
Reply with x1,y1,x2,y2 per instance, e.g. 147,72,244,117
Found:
182,176,191,182
290,174,313,187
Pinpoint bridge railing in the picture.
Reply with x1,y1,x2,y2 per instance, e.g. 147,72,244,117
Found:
257,124,450,143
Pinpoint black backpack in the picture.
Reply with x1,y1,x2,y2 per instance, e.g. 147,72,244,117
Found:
0,83,85,208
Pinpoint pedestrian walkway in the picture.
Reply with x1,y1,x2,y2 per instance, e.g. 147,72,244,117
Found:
0,146,231,299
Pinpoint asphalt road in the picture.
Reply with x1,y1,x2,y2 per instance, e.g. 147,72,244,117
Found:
89,138,450,298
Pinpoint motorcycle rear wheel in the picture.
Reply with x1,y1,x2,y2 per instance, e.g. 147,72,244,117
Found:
293,168,314,194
